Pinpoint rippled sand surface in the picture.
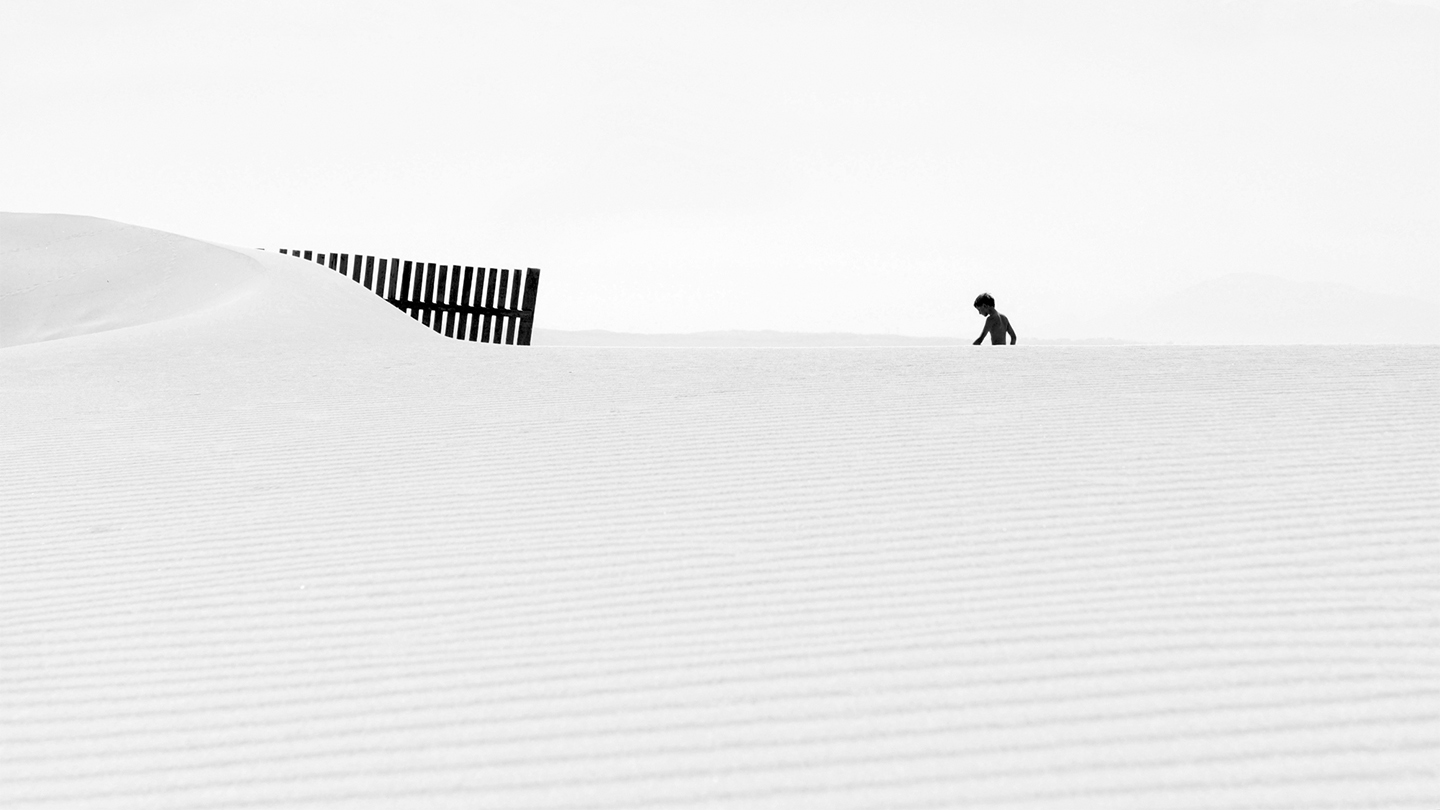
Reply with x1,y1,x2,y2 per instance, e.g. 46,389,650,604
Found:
4,215,1437,809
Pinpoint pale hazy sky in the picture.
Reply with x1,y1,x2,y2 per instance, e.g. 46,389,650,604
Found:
3,1,1436,338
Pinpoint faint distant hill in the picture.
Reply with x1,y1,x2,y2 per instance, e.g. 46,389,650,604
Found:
1131,273,1439,344
534,275,1439,346
531,329,1129,347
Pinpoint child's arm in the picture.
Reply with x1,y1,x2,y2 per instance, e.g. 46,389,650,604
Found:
974,316,996,345
1005,315,1017,344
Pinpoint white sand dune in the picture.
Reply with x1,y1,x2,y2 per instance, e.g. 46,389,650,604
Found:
0,213,428,350
3,215,1438,809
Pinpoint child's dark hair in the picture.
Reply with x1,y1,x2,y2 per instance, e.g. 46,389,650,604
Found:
974,293,995,308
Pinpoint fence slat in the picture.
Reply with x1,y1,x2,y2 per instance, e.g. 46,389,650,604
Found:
480,268,497,342
363,256,375,290
459,267,476,341
453,266,464,338
433,265,449,334
413,262,426,324
414,262,429,324
499,267,510,343
394,260,407,313
446,265,457,335
426,265,438,329
400,262,411,318
494,269,511,344
399,261,415,318
440,265,454,338
476,267,488,341
505,267,518,343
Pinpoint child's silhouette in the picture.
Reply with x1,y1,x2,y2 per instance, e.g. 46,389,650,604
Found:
973,293,1016,345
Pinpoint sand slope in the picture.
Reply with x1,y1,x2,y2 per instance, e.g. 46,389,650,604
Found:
3,216,1438,809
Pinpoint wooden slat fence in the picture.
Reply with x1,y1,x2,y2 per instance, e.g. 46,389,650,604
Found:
272,249,540,345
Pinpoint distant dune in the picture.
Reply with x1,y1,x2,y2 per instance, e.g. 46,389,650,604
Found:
3,215,1438,809
533,329,1132,347
536,274,1439,347
1132,273,1439,345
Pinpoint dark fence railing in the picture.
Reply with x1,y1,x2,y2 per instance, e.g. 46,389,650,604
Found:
272,249,540,345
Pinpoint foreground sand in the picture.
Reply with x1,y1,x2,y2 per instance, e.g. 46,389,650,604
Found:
3,216,1437,808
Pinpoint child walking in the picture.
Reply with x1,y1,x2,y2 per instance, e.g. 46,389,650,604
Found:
972,293,1016,345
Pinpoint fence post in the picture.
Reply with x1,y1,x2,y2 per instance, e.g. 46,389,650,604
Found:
517,268,541,346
